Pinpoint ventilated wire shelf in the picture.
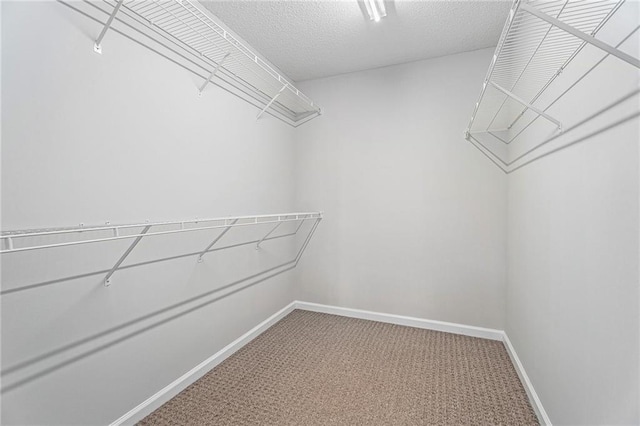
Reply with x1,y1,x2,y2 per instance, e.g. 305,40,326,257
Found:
465,0,639,172
1,212,323,287
470,0,621,134
90,0,321,126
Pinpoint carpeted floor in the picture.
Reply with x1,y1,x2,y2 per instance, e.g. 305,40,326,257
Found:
139,310,539,425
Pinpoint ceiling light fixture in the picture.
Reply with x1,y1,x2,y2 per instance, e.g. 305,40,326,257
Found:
364,0,386,22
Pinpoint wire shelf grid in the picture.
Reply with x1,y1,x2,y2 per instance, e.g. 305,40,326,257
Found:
95,0,320,125
471,0,621,133
464,0,638,172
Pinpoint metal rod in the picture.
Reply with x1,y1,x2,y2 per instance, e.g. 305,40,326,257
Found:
488,130,510,144
469,128,510,135
470,89,639,170
498,43,583,58
508,89,639,166
257,84,287,119
104,225,151,287
521,3,640,68
466,135,509,172
294,219,306,234
198,52,230,96
488,81,563,130
295,218,322,265
256,221,282,249
94,0,124,54
197,219,238,262
292,111,322,127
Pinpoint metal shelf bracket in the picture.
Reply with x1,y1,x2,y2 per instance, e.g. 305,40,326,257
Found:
257,84,287,120
198,52,230,97
489,81,563,132
93,0,124,54
104,224,151,287
197,218,239,263
256,220,283,250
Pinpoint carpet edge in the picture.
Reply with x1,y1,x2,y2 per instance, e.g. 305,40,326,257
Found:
109,300,298,426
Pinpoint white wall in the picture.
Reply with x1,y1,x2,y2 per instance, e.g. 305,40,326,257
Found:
4,1,638,425
293,49,508,329
505,3,640,424
1,2,301,424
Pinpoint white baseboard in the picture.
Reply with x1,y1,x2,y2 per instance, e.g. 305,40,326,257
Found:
109,301,298,426
294,301,504,341
111,300,550,426
502,332,552,425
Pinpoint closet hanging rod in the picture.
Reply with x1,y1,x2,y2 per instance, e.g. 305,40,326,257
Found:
0,212,323,254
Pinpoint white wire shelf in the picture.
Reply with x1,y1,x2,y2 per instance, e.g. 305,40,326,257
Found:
465,0,639,172
1,212,323,286
88,0,321,126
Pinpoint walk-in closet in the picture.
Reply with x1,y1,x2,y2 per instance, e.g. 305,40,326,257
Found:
1,0,639,424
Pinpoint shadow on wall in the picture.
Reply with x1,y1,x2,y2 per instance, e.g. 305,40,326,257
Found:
0,220,320,394
468,89,640,174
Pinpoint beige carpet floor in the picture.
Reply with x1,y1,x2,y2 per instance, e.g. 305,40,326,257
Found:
139,310,539,425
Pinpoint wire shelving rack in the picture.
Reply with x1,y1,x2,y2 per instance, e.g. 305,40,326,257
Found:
85,0,321,126
465,0,639,172
1,212,323,286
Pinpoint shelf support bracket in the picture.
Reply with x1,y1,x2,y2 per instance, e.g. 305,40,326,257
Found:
257,84,287,120
489,81,563,131
294,217,306,234
521,3,640,69
94,0,125,54
256,221,282,249
104,225,151,287
197,219,238,263
198,53,230,97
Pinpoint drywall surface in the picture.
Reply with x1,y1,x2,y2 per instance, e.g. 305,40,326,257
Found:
1,2,301,424
294,49,508,329
506,4,640,424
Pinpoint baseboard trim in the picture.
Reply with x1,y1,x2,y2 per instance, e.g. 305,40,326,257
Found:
111,300,550,426
502,332,552,425
293,300,504,341
109,301,298,426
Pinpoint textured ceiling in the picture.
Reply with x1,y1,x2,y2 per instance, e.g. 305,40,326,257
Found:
200,0,512,82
